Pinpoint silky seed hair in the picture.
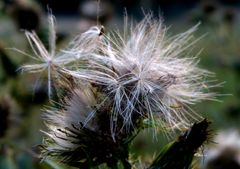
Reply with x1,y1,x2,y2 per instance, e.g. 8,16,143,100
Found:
18,13,220,166
64,14,218,134
17,14,103,98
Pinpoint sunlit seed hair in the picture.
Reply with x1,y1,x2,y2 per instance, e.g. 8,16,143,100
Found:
62,26,104,59
65,14,218,133
37,13,221,167
16,15,103,98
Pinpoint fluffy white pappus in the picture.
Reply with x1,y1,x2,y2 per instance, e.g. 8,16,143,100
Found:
18,15,59,98
66,14,217,132
62,26,104,60
18,15,103,98
42,87,98,155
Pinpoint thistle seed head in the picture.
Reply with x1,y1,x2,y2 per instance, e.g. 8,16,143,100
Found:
65,14,217,133
23,13,220,167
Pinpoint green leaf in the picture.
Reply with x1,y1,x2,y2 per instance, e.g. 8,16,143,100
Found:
149,119,210,169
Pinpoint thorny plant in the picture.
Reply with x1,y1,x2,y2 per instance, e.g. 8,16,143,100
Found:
19,14,219,169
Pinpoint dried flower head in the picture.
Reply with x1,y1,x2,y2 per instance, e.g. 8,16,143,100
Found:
20,13,220,168
65,14,217,133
